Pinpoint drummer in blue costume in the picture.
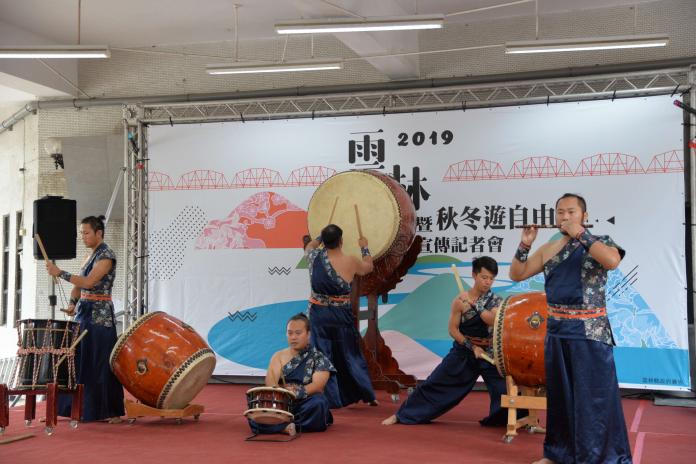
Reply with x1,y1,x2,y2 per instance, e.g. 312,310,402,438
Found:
46,215,125,423
510,193,631,464
248,313,335,436
382,256,510,427
303,224,377,408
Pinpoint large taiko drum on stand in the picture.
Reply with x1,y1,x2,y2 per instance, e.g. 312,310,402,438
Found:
110,312,216,409
492,292,548,387
307,170,416,296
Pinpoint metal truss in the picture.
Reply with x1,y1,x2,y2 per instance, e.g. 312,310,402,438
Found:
123,105,149,329
142,68,691,124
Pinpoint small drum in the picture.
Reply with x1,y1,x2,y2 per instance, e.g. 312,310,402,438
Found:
14,319,80,389
110,311,216,409
492,292,548,387
307,170,416,295
244,386,296,425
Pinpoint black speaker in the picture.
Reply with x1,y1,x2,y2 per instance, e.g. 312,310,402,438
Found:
33,196,77,260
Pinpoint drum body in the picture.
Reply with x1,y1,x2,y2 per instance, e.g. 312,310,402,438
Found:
307,170,416,296
110,311,216,409
492,292,548,387
15,319,80,389
244,386,296,425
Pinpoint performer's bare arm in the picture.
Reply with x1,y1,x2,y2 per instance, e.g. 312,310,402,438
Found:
354,237,374,276
303,234,321,253
47,259,113,290
265,352,282,386
448,294,469,345
302,370,330,396
509,226,546,281
480,307,497,326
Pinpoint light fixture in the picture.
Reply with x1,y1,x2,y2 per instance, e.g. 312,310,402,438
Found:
275,14,444,34
206,60,343,75
0,45,111,59
505,34,669,54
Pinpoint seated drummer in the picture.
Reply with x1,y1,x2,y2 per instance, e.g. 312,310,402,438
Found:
383,256,521,427
248,313,336,436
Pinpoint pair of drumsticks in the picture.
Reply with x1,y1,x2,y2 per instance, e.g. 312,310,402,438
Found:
34,233,89,369
327,196,365,240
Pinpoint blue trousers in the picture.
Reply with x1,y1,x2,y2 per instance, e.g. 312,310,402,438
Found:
544,335,632,464
396,343,508,426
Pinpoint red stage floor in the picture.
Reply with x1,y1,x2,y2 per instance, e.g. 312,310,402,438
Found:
2,384,695,464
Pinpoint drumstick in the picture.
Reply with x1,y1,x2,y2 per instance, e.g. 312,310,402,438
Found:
55,329,88,369
514,224,594,229
34,234,57,283
354,204,364,239
477,351,495,365
328,196,339,225
451,264,465,294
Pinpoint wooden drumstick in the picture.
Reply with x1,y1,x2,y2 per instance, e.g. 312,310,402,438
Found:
55,329,88,369
354,204,364,239
327,196,339,225
478,351,495,365
35,234,57,283
451,264,465,294
277,356,286,387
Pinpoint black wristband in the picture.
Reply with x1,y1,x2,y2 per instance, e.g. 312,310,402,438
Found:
514,242,530,262
361,247,371,257
59,271,73,283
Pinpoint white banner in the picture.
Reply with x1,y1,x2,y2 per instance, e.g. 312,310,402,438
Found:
149,95,690,390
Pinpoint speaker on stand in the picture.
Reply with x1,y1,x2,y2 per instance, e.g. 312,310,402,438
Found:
33,196,77,319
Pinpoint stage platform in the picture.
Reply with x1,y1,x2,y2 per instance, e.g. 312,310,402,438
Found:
2,384,695,463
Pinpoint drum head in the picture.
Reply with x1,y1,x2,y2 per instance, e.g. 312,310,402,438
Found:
160,350,217,409
246,386,297,398
244,408,294,425
308,171,400,260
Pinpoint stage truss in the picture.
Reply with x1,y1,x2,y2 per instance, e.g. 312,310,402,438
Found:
122,67,695,327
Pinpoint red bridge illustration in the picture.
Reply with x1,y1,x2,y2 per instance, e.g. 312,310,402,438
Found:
231,168,284,188
285,166,336,186
176,170,229,189
443,159,505,181
443,150,682,182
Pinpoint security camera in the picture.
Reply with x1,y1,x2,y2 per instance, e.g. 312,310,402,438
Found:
44,137,64,169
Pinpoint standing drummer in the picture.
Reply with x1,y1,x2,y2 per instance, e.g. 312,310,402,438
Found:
248,313,335,436
382,256,511,427
303,224,377,408
45,215,125,423
509,193,631,464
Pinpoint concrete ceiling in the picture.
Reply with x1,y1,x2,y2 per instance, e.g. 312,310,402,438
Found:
0,0,665,101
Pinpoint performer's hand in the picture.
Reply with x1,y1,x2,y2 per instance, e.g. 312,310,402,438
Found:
560,220,584,239
358,237,368,248
473,345,485,360
457,292,473,308
521,226,537,246
61,304,76,316
46,261,62,277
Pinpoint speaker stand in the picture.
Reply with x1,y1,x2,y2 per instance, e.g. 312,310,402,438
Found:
48,259,57,319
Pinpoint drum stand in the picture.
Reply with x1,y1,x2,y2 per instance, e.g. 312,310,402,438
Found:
353,291,418,403
500,376,546,443
0,383,83,436
123,398,204,425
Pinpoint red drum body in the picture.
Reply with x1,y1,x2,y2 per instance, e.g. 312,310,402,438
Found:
110,311,216,409
492,292,548,387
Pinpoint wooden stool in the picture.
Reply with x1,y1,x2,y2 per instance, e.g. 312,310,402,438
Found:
0,382,83,435
500,375,546,443
123,399,204,425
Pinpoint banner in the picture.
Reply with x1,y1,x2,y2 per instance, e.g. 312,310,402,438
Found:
149,95,690,390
